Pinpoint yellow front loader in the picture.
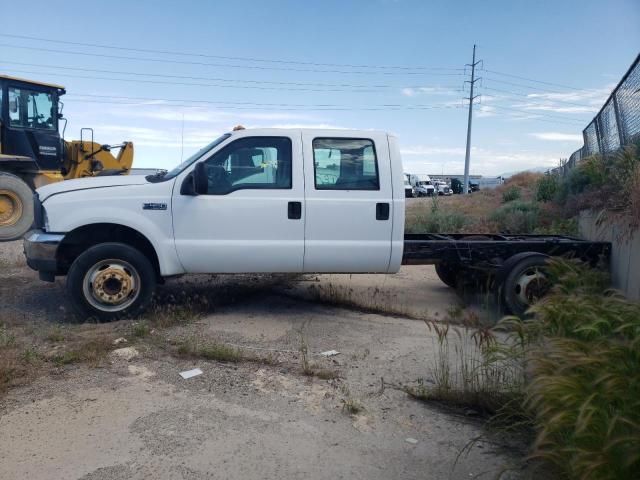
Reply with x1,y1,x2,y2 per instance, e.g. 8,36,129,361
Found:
0,75,134,241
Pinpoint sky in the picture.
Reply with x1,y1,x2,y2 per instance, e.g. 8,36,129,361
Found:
2,0,639,176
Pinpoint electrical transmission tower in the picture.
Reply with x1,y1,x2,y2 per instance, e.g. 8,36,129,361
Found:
463,45,482,194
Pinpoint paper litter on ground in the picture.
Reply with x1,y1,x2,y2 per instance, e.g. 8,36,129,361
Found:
320,350,340,357
180,368,203,379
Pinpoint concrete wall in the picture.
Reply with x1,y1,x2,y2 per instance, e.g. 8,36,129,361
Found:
579,211,640,301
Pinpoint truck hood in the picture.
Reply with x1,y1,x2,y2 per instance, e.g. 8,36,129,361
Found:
38,175,151,201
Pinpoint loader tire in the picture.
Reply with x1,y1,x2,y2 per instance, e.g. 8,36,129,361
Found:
0,173,34,242
67,243,156,322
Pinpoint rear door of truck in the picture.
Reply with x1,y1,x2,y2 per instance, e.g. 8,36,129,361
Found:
301,132,394,272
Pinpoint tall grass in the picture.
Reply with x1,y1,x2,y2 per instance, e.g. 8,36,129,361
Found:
408,315,524,416
505,259,640,479
412,259,640,479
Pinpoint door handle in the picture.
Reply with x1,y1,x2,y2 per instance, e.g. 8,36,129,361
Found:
376,202,390,220
288,201,302,219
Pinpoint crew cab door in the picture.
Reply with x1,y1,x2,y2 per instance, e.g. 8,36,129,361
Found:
301,133,393,272
171,134,304,273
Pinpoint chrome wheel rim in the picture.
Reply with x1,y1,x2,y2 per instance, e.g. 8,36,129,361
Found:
82,259,141,312
513,267,549,307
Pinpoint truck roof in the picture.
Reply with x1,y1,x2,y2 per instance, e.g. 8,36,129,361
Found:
227,127,391,137
0,74,66,91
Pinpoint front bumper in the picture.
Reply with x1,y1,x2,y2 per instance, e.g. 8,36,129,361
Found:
23,230,65,281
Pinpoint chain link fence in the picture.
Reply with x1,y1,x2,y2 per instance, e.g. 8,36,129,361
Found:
551,53,640,175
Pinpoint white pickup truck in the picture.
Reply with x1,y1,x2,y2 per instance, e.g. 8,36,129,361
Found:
24,128,610,320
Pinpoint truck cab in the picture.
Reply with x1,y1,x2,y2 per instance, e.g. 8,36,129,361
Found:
24,128,406,320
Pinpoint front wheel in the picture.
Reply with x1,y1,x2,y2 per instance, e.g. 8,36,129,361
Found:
67,243,156,321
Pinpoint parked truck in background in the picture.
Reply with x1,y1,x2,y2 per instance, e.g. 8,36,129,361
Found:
408,173,435,197
24,128,610,321
403,174,414,197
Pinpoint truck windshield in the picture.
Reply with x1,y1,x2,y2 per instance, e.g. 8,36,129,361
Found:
148,133,231,182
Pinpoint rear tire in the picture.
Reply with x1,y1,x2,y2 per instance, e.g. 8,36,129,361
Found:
435,262,459,288
66,242,156,322
501,254,550,316
0,173,34,241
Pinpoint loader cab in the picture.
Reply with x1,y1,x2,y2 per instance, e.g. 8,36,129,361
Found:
0,75,65,171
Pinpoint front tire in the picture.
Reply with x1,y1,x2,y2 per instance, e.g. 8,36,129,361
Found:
0,173,34,241
67,243,156,321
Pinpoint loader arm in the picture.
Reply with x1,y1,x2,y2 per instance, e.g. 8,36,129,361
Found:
63,140,134,179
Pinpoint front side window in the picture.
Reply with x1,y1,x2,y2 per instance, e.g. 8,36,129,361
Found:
203,136,292,194
8,87,55,130
313,138,379,190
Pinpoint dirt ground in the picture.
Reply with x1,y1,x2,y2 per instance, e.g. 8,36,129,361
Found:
0,240,524,480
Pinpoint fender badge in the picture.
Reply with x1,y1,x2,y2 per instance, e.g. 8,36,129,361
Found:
143,203,167,211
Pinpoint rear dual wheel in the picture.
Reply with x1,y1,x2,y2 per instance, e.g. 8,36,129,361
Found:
501,254,551,317
67,243,156,321
435,250,551,317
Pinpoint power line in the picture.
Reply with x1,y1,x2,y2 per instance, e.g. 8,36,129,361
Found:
0,60,459,91
0,43,465,76
0,67,377,93
486,104,586,125
482,96,592,122
481,86,597,109
483,76,588,95
62,98,466,111
0,33,464,72
480,68,580,90
67,92,463,109
62,96,587,125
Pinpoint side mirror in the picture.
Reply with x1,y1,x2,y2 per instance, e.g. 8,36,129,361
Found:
193,162,208,195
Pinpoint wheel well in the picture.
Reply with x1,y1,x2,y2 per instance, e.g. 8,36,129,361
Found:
57,223,161,279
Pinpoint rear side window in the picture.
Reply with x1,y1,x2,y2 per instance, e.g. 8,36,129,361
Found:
313,138,379,190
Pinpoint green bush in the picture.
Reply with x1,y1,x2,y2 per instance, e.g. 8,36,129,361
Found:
581,154,608,187
406,198,467,233
489,200,540,233
502,186,522,203
424,211,467,233
533,217,579,236
535,175,558,202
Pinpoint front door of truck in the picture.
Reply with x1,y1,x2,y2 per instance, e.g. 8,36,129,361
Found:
301,133,394,272
172,134,305,273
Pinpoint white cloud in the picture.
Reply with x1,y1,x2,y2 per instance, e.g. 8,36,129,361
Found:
401,86,459,97
109,105,315,123
476,105,496,117
529,132,583,142
401,146,466,156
